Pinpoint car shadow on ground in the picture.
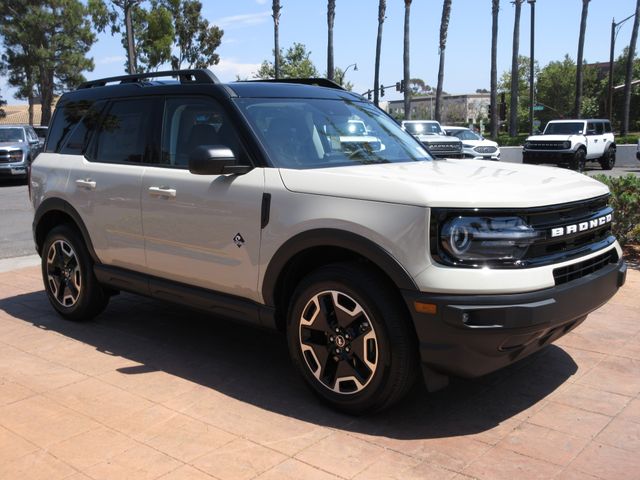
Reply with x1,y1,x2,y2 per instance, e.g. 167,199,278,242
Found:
0,179,27,187
0,289,577,440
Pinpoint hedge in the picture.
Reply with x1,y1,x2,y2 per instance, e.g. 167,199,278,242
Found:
591,174,640,247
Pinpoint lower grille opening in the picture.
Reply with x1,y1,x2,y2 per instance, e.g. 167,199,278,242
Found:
553,249,619,285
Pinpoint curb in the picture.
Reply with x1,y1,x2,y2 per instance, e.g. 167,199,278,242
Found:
0,254,40,273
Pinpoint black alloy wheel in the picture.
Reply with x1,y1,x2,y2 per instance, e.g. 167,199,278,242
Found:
287,263,418,414
571,148,586,172
599,147,615,170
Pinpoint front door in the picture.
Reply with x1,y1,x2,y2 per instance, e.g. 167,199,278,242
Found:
140,96,264,302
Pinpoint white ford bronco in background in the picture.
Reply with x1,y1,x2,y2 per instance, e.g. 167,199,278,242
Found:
30,70,626,413
522,119,616,171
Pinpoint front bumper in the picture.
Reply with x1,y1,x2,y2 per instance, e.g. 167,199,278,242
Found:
523,150,575,164
402,258,626,378
0,164,28,178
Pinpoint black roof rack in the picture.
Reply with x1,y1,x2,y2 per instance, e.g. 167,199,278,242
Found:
77,69,219,89
240,77,345,91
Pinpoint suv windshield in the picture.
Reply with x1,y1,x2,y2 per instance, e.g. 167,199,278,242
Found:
543,122,584,135
235,98,432,169
448,129,481,141
404,122,442,136
0,128,25,143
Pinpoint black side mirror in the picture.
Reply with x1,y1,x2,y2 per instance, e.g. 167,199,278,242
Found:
188,145,252,175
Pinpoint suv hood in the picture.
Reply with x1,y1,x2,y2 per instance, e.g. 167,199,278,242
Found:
279,160,608,208
526,134,581,142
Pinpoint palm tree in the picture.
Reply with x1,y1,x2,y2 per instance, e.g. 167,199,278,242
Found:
272,0,282,79
373,0,386,106
622,0,640,135
574,0,590,118
435,0,453,122
403,0,412,120
327,0,335,81
490,0,500,138
509,0,524,137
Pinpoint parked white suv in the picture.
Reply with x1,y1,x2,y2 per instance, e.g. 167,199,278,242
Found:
523,119,616,171
401,120,463,158
30,70,626,413
442,126,500,160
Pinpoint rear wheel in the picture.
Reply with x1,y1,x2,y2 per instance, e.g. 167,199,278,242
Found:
287,264,418,414
42,225,109,321
599,147,615,170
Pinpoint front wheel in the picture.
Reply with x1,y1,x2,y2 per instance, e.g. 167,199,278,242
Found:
287,264,418,414
41,225,109,321
599,147,615,170
570,148,586,172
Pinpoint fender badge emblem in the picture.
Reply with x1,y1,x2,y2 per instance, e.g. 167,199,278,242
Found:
233,233,245,248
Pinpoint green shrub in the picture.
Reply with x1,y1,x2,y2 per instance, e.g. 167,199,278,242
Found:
591,174,640,246
491,133,529,147
615,134,639,145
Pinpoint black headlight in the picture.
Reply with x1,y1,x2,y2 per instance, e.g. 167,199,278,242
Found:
437,216,541,266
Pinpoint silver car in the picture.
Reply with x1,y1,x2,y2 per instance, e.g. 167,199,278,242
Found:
0,125,42,180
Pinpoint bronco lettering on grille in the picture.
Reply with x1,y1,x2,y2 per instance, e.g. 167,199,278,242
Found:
550,213,612,238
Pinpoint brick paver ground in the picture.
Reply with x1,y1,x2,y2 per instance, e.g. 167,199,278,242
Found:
0,265,638,480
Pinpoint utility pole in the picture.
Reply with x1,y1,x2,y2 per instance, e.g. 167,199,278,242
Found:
607,12,636,119
528,0,535,135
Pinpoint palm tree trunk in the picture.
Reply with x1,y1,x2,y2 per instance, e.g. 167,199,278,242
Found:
327,0,335,81
574,0,590,118
509,0,523,137
373,0,386,106
272,0,281,79
403,0,412,120
435,0,452,122
490,0,499,138
622,0,640,135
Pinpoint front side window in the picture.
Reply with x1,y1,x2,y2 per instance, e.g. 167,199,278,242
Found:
544,122,584,135
159,96,244,167
595,122,604,135
0,128,26,143
449,129,480,141
236,98,431,169
90,98,156,164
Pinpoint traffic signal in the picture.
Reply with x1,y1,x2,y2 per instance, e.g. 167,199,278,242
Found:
380,86,385,97
367,90,372,100
395,80,404,93
499,102,506,121
487,104,492,116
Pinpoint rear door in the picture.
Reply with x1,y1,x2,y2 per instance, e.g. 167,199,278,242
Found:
585,121,605,159
140,95,264,301
68,97,160,270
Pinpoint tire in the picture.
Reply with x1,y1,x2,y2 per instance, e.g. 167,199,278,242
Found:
570,148,586,172
599,147,615,170
41,225,109,321
287,263,418,414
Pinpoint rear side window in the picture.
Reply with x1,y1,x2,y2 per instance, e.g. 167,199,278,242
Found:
88,98,156,164
604,121,612,133
595,122,604,135
45,100,95,153
60,101,106,155
586,122,596,135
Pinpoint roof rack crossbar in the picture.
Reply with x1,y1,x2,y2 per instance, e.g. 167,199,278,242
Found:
77,69,219,89
240,77,345,91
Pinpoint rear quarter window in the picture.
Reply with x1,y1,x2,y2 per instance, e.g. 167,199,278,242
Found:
45,100,95,153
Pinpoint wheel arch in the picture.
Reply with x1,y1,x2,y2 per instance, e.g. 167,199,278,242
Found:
34,198,98,262
262,229,418,331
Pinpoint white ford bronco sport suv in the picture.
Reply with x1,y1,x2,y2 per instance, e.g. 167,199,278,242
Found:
523,119,616,171
30,70,627,413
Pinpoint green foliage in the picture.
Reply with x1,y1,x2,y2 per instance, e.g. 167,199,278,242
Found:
493,133,529,146
498,55,539,132
591,174,640,246
255,43,319,79
133,4,175,71
615,134,640,144
1,0,99,125
332,67,354,91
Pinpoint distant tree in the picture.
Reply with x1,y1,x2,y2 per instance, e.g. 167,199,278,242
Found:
574,0,590,117
272,0,282,79
160,0,223,70
90,0,140,73
373,0,386,106
333,67,353,91
132,3,174,71
476,88,489,93
0,88,6,119
499,55,539,131
537,55,576,123
622,0,640,134
403,0,412,120
435,0,452,122
327,0,335,81
1,0,99,126
490,0,499,138
255,43,319,79
509,0,524,136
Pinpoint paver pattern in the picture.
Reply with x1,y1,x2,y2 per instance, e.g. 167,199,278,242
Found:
0,265,638,480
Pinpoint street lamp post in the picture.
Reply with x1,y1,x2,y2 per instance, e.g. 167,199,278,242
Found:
528,0,535,135
340,63,358,86
608,12,636,119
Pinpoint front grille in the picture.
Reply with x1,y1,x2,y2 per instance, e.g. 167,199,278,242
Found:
526,141,567,150
474,146,497,154
424,142,462,153
553,249,619,285
0,149,23,164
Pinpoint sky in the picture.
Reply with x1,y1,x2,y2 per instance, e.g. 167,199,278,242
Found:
1,0,639,104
